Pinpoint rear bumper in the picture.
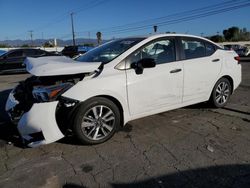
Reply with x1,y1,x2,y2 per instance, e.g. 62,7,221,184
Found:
233,64,242,91
17,101,64,147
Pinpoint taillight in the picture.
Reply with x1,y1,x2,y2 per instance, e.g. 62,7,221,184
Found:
234,56,240,64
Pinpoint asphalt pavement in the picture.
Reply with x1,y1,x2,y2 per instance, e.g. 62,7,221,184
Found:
0,62,249,188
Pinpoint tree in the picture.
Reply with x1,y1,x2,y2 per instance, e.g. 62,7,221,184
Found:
43,41,54,47
210,35,224,42
21,44,30,47
0,44,9,48
96,31,102,45
223,26,240,41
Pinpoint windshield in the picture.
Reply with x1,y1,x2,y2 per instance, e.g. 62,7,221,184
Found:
75,38,145,64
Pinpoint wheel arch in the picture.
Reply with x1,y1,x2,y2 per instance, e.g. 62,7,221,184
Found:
209,75,234,101
219,75,234,94
95,95,124,127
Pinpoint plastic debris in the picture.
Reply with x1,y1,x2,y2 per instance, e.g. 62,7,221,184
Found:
206,145,214,152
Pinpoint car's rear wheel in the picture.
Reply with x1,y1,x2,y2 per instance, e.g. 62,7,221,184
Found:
210,78,232,108
73,97,120,145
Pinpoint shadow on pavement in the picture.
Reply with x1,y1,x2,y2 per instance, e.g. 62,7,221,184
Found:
63,164,250,188
0,89,21,147
184,102,213,109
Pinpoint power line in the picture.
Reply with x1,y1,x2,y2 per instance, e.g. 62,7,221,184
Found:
77,0,240,34
3,0,110,40
3,0,250,41
98,1,250,36
8,0,241,41
73,0,108,14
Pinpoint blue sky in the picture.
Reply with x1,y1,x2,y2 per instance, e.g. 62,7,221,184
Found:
0,0,250,40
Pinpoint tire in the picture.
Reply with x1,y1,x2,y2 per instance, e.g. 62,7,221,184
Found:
210,78,232,108
73,97,120,145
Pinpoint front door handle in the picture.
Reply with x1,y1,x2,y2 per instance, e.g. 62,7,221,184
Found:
170,69,182,73
212,59,220,62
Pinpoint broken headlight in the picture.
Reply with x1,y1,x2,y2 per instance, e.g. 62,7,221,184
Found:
32,83,73,102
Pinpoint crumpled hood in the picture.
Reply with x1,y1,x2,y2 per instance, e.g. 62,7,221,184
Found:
24,56,102,76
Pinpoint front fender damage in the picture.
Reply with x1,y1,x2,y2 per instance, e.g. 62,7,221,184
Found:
18,101,64,147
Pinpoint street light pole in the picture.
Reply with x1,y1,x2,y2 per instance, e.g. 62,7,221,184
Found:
70,12,76,46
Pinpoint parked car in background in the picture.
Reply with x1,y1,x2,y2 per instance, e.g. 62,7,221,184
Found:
0,50,6,56
0,48,59,74
224,44,249,56
61,45,94,58
6,34,241,147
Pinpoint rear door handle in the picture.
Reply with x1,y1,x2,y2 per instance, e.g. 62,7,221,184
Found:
170,69,182,73
212,59,220,62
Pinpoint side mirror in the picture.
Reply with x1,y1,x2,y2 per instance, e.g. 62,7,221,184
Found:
131,58,156,74
138,58,156,68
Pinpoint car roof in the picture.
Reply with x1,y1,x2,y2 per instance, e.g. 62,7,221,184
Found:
121,33,221,48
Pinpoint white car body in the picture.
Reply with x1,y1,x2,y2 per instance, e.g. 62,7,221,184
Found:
5,34,241,147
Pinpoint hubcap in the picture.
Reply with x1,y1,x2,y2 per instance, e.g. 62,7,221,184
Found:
81,105,115,141
215,81,230,105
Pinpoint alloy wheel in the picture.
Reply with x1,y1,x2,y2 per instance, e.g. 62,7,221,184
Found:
81,105,115,141
215,81,230,105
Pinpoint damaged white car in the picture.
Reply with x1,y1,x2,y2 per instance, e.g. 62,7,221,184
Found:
5,34,241,147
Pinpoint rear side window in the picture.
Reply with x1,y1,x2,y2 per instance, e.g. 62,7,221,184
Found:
181,39,205,59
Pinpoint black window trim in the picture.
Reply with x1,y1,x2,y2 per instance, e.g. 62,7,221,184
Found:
204,41,217,56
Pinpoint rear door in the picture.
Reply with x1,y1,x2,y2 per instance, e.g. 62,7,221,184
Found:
179,37,222,102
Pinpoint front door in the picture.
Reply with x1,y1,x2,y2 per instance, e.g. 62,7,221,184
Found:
125,37,183,116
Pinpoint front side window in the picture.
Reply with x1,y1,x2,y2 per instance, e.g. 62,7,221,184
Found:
181,39,206,59
76,38,145,64
128,38,176,66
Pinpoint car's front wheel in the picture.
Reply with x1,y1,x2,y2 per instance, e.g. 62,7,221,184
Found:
73,97,120,145
210,78,232,108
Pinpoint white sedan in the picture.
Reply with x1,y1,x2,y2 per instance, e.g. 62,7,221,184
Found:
5,34,241,147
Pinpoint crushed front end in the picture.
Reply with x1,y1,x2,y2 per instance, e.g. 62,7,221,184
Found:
5,74,84,147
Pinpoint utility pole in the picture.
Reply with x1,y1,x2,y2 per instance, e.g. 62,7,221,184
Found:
28,30,33,46
70,12,76,46
88,32,90,40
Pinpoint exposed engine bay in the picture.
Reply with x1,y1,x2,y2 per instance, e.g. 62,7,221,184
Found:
7,73,86,122
5,72,97,147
